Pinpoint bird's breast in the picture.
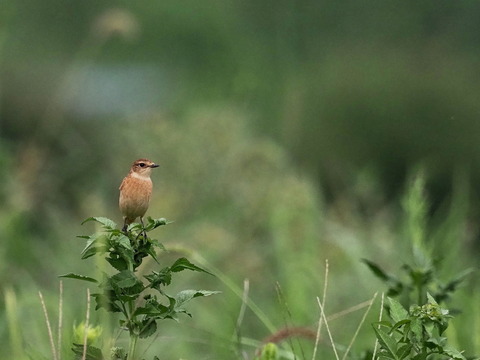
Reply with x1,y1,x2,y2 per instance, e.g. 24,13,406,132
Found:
119,176,153,217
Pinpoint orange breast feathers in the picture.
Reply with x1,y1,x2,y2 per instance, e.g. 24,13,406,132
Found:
119,175,153,225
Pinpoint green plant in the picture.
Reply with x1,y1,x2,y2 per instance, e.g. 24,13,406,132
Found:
373,294,466,360
362,172,474,308
363,172,476,360
255,342,279,360
61,216,219,360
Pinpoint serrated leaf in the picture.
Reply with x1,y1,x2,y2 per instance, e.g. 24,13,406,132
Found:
134,301,169,317
426,292,438,305
91,293,122,313
409,317,423,342
373,326,399,360
81,234,109,259
106,256,128,271
116,234,132,250
59,273,98,283
145,268,172,289
443,346,467,360
388,297,409,323
411,352,428,360
110,270,141,289
174,290,220,309
372,320,393,328
362,259,390,281
82,217,117,229
396,344,412,360
145,217,171,231
72,344,104,360
149,238,166,252
442,268,474,292
170,257,213,275
139,319,157,338
391,319,410,333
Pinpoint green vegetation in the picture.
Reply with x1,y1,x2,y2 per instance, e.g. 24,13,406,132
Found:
1,1,480,359
61,217,218,360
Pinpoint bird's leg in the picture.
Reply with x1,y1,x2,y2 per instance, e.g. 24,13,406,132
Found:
140,217,148,240
122,218,128,234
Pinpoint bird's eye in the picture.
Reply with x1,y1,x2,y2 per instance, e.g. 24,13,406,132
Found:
138,163,146,167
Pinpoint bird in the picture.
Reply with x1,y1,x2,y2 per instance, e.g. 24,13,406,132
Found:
119,158,159,234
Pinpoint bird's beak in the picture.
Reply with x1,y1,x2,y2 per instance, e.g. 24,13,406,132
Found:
151,163,159,168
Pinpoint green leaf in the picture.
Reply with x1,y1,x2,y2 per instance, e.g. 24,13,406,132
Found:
411,352,428,360
388,297,409,323
59,273,98,283
391,319,410,333
362,259,390,281
106,256,128,271
443,346,467,360
409,317,423,343
373,326,399,360
145,217,171,231
145,268,172,289
372,320,393,328
174,290,220,309
426,292,438,306
170,257,213,275
362,259,404,296
396,344,412,360
91,293,122,313
134,299,170,317
116,234,132,250
110,270,142,289
81,234,109,259
444,268,474,291
82,217,117,229
148,237,167,252
72,344,104,360
139,319,157,339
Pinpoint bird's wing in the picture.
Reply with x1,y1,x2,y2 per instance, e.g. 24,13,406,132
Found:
119,176,127,191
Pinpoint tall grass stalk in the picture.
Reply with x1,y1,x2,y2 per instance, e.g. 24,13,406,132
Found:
234,278,250,359
190,250,277,333
342,292,377,360
39,291,58,360
371,292,385,360
312,259,329,360
57,281,63,360
4,287,23,360
316,296,340,360
82,288,91,360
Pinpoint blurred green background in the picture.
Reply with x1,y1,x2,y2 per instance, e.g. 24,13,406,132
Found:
1,1,480,359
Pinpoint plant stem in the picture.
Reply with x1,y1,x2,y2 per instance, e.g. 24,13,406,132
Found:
127,333,139,360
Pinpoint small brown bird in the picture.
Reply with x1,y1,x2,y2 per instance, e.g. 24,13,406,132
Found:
119,158,159,233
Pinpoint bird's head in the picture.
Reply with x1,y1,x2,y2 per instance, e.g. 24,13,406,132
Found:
131,158,159,176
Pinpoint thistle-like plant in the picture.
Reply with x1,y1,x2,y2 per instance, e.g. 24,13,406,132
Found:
61,216,219,360
373,295,466,360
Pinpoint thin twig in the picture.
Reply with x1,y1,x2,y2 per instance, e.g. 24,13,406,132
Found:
326,299,374,321
39,291,58,360
234,279,250,359
312,259,329,360
316,296,340,360
342,292,378,360
236,279,250,332
82,288,91,360
58,281,63,360
276,281,307,360
371,293,385,360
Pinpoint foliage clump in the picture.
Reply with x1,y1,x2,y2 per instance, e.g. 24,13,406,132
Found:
61,216,218,360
